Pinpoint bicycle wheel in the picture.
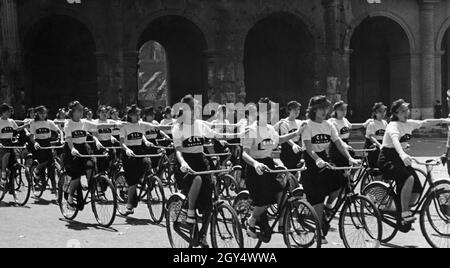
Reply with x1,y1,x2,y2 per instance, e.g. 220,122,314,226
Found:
147,176,166,224
166,194,191,248
363,181,399,243
211,201,244,248
339,195,382,248
420,189,450,248
0,176,7,202
283,197,321,248
216,175,239,203
232,190,260,248
30,163,45,199
113,172,129,216
58,173,78,220
13,164,31,206
91,175,117,227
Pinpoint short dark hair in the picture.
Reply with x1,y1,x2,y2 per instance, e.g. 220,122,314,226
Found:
0,103,12,114
372,102,387,119
390,99,409,121
307,96,331,120
287,101,301,111
126,104,141,122
34,106,48,121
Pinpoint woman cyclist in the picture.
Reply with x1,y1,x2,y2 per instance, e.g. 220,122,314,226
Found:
63,101,119,211
120,105,167,216
54,108,67,133
378,99,448,225
301,96,359,244
275,101,304,169
160,106,176,138
365,102,388,169
0,103,31,186
29,106,63,194
242,97,307,239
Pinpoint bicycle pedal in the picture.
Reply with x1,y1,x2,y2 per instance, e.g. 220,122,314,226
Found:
398,223,413,233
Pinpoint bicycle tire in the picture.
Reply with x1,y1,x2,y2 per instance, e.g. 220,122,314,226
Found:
58,173,79,220
113,171,129,216
420,189,450,248
166,194,191,248
210,201,244,248
91,175,117,227
147,176,166,224
13,164,31,206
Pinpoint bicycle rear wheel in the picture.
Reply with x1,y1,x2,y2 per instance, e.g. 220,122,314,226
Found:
339,195,382,248
58,173,79,220
211,202,244,248
91,175,117,227
13,164,31,206
363,181,399,243
232,191,260,248
283,197,321,248
166,194,191,248
147,176,166,224
420,189,450,248
113,172,129,216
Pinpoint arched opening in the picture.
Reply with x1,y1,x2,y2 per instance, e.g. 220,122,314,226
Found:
441,29,450,117
138,41,168,107
349,16,411,121
24,15,97,114
244,13,316,106
138,16,208,105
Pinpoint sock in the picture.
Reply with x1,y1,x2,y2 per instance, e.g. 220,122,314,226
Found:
1,172,6,180
187,210,195,218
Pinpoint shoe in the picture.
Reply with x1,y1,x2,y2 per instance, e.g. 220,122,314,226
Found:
123,208,134,216
321,236,329,245
67,202,77,211
245,220,258,239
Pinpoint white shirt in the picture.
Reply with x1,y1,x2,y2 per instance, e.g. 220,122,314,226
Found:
275,118,303,143
93,119,114,142
173,120,216,154
30,120,59,140
382,120,422,149
54,119,67,132
160,118,175,135
0,119,18,140
366,119,388,141
64,119,96,144
328,118,352,140
302,120,339,153
120,122,148,147
242,124,279,159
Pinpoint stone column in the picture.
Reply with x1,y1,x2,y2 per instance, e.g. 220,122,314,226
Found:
122,50,139,107
435,50,445,104
322,0,349,103
0,0,22,107
410,51,422,119
419,0,440,118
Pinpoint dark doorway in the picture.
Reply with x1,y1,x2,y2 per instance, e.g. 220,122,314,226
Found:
441,29,450,117
244,12,316,106
349,17,411,121
138,16,208,105
24,15,97,115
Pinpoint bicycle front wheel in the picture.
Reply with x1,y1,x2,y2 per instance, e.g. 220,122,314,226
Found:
147,176,166,224
91,175,117,227
113,172,129,216
420,189,450,248
13,165,31,206
339,195,382,248
283,197,321,248
58,173,78,220
166,194,191,248
211,202,244,248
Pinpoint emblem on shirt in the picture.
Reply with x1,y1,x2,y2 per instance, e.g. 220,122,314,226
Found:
311,134,331,144
375,129,385,136
36,128,50,134
1,127,13,134
98,128,112,134
128,132,143,140
72,130,87,138
258,138,275,150
182,137,204,148
340,127,350,135
400,134,412,143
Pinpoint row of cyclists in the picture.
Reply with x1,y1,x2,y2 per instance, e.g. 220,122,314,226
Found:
0,94,448,246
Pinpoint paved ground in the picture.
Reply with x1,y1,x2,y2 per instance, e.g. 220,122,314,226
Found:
1,138,449,248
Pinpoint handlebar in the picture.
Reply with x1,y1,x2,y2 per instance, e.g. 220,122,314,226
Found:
0,145,27,150
188,168,231,176
75,154,109,158
324,163,363,171
352,148,377,153
413,158,441,167
129,153,163,158
37,145,65,150
203,152,231,157
265,167,307,174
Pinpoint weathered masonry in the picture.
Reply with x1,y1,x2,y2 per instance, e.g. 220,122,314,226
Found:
1,0,450,120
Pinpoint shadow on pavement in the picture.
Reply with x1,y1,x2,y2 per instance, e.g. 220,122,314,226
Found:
382,243,419,248
32,198,58,206
0,201,31,209
122,216,166,228
59,218,119,233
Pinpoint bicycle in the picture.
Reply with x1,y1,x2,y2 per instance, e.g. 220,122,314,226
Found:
115,152,166,224
58,153,118,228
320,164,383,248
350,147,382,191
166,168,244,248
363,158,450,248
233,166,322,248
0,144,31,206
30,144,65,199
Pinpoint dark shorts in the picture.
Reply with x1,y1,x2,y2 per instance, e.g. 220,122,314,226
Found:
94,140,115,173
302,152,348,206
329,139,354,167
62,143,93,179
122,146,150,186
378,148,422,194
33,139,54,164
365,139,381,169
246,158,284,207
280,143,303,169
175,153,213,212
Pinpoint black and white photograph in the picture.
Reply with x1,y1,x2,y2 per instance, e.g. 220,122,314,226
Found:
0,0,450,253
